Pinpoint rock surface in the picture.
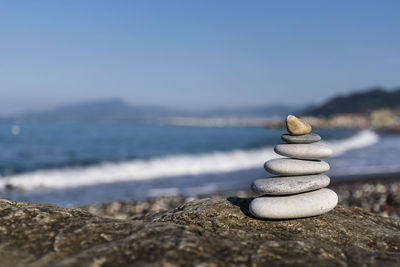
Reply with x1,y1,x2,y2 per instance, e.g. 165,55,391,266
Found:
252,174,330,195
285,115,312,135
281,133,321,144
249,188,338,219
275,143,333,159
265,158,330,176
0,198,400,266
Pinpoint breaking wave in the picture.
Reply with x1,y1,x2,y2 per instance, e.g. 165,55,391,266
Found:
0,130,379,192
320,129,379,156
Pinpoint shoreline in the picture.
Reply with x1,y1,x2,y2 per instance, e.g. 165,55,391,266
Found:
329,175,400,218
80,173,400,220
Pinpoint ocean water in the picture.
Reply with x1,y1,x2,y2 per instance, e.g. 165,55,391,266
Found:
0,121,398,206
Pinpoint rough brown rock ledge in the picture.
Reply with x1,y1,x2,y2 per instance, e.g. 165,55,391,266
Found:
0,197,399,266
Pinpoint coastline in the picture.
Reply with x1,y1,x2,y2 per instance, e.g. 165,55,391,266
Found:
330,175,400,218
80,174,400,219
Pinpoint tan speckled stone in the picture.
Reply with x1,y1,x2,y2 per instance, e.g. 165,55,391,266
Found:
286,115,312,135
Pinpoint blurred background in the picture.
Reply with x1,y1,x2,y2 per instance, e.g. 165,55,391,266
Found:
1,0,400,206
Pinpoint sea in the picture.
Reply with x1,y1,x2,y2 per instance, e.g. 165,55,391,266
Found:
0,121,399,207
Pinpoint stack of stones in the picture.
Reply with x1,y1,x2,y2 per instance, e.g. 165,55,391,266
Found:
249,115,338,219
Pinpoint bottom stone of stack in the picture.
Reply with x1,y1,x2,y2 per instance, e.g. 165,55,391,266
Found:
251,174,330,195
249,188,338,219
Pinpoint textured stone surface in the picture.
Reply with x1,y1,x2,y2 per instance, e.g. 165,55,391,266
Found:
249,188,338,219
265,158,330,176
286,115,312,135
0,198,400,266
281,133,321,144
275,144,333,159
252,174,330,195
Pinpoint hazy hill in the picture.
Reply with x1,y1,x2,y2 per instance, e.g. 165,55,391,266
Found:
302,88,400,117
14,99,184,122
12,99,299,122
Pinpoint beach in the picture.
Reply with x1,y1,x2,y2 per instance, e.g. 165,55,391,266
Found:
80,175,400,219
2,2,400,265
1,122,399,207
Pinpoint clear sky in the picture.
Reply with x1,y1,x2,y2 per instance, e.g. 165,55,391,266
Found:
1,0,400,115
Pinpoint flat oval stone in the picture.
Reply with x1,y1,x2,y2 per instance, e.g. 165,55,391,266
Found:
286,115,312,135
249,188,338,219
281,133,321,144
251,174,330,195
274,144,332,160
264,158,330,176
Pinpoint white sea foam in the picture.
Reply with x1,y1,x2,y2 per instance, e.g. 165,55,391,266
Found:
321,129,379,156
0,130,379,192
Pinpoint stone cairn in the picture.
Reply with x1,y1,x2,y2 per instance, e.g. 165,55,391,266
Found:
249,115,338,219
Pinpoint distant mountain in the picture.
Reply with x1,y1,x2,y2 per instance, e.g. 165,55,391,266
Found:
302,87,400,117
15,99,184,122
13,99,299,122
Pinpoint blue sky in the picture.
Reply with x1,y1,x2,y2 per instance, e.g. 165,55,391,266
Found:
1,0,400,115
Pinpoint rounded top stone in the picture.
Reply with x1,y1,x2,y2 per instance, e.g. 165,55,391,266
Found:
286,115,312,135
